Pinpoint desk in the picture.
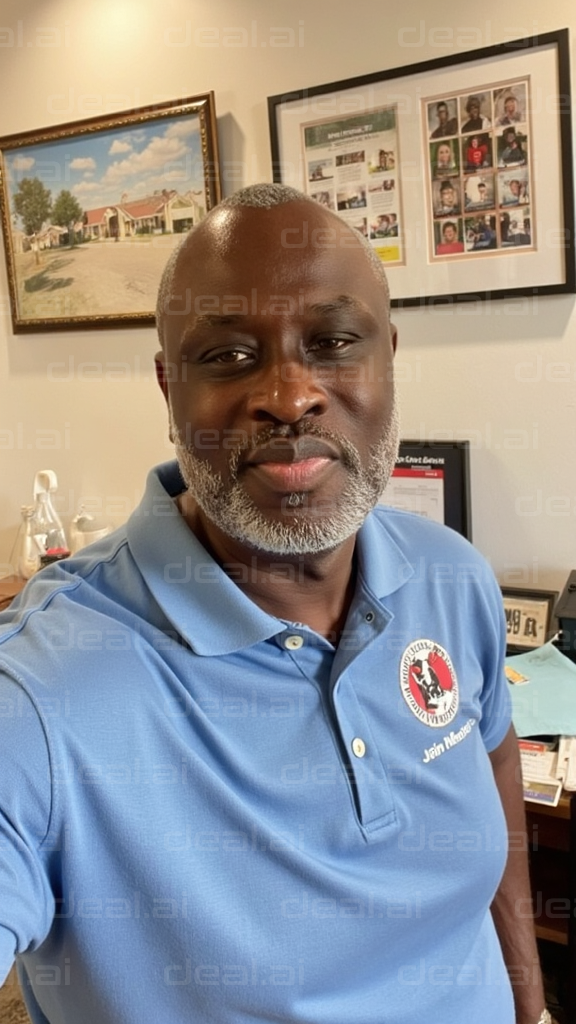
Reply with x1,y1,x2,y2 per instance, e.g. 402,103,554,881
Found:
526,793,576,1022
0,575,26,611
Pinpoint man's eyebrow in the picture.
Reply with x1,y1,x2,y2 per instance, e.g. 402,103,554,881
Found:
193,314,245,329
177,314,245,352
307,295,368,316
177,297,376,349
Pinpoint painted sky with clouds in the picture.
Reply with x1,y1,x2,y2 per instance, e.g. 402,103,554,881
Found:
5,113,204,221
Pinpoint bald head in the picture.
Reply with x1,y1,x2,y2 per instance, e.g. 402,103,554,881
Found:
156,183,390,346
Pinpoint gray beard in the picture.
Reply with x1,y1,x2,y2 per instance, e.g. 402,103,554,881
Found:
169,396,399,555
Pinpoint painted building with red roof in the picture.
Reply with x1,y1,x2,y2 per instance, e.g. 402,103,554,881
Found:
82,190,205,241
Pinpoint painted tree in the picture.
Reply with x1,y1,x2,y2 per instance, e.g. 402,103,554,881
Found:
52,190,83,244
12,177,52,235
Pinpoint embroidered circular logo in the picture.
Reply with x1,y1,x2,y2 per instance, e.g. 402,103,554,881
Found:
400,639,459,728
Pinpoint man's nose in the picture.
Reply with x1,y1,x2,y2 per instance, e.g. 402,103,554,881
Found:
246,360,329,425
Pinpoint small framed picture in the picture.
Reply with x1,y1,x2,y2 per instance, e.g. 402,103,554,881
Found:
380,440,471,540
500,587,558,654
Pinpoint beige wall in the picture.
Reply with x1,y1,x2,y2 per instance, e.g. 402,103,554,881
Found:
0,0,575,591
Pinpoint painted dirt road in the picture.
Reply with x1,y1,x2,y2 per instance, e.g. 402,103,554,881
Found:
14,234,183,321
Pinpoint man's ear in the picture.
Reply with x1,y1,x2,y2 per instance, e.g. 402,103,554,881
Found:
154,351,169,402
390,323,398,355
154,352,174,442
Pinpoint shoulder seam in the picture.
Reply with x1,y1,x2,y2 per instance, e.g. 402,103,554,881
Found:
0,667,55,848
0,537,131,648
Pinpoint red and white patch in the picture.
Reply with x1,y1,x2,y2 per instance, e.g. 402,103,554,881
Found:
400,639,459,728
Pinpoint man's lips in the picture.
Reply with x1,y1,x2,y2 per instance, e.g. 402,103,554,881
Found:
248,458,334,490
241,438,339,491
243,437,340,465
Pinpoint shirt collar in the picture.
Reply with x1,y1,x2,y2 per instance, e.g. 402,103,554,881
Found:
127,462,281,655
127,463,413,655
355,506,414,601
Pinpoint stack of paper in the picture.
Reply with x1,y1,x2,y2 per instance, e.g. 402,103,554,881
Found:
517,739,562,806
505,642,576,805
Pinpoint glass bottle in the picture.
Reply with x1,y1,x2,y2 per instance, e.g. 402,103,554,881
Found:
32,470,69,562
17,505,40,579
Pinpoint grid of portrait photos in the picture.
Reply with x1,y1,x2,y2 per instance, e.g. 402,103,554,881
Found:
423,80,533,260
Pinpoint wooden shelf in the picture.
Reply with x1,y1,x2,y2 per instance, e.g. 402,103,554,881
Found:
524,793,576,1020
535,921,568,945
530,845,571,945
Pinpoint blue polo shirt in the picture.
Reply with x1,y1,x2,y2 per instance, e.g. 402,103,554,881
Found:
0,462,513,1023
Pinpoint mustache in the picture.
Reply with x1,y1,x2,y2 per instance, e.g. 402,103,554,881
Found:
170,404,363,475
228,423,362,476
169,401,370,481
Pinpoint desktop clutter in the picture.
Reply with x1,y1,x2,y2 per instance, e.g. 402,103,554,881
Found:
16,469,111,580
507,572,576,805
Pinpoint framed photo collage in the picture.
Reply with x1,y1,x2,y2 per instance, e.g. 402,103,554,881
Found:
426,82,532,260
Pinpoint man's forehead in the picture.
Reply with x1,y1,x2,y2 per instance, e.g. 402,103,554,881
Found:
201,199,351,241
173,202,370,279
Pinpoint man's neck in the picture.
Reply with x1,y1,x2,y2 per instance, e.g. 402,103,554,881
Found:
176,492,358,641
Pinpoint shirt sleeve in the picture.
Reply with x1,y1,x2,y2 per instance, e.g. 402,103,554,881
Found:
477,572,512,753
0,672,55,983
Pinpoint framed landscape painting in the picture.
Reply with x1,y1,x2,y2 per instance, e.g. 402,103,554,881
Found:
0,93,220,332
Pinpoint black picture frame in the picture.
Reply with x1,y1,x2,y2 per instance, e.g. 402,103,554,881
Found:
268,29,574,308
379,440,471,539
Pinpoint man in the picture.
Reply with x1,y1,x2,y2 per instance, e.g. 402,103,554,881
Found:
370,212,391,238
501,177,527,206
429,99,458,138
0,184,549,1024
500,129,527,166
387,211,398,235
435,219,464,254
465,179,491,209
435,179,460,216
461,94,491,132
468,216,497,251
497,94,523,126
507,216,532,246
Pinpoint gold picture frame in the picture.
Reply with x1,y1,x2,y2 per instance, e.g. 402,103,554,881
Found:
0,93,220,332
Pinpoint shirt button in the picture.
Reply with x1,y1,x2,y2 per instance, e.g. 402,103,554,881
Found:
352,737,366,758
365,611,375,623
284,635,304,650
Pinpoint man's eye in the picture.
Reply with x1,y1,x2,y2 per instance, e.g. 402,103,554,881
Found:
309,337,354,353
207,349,252,365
